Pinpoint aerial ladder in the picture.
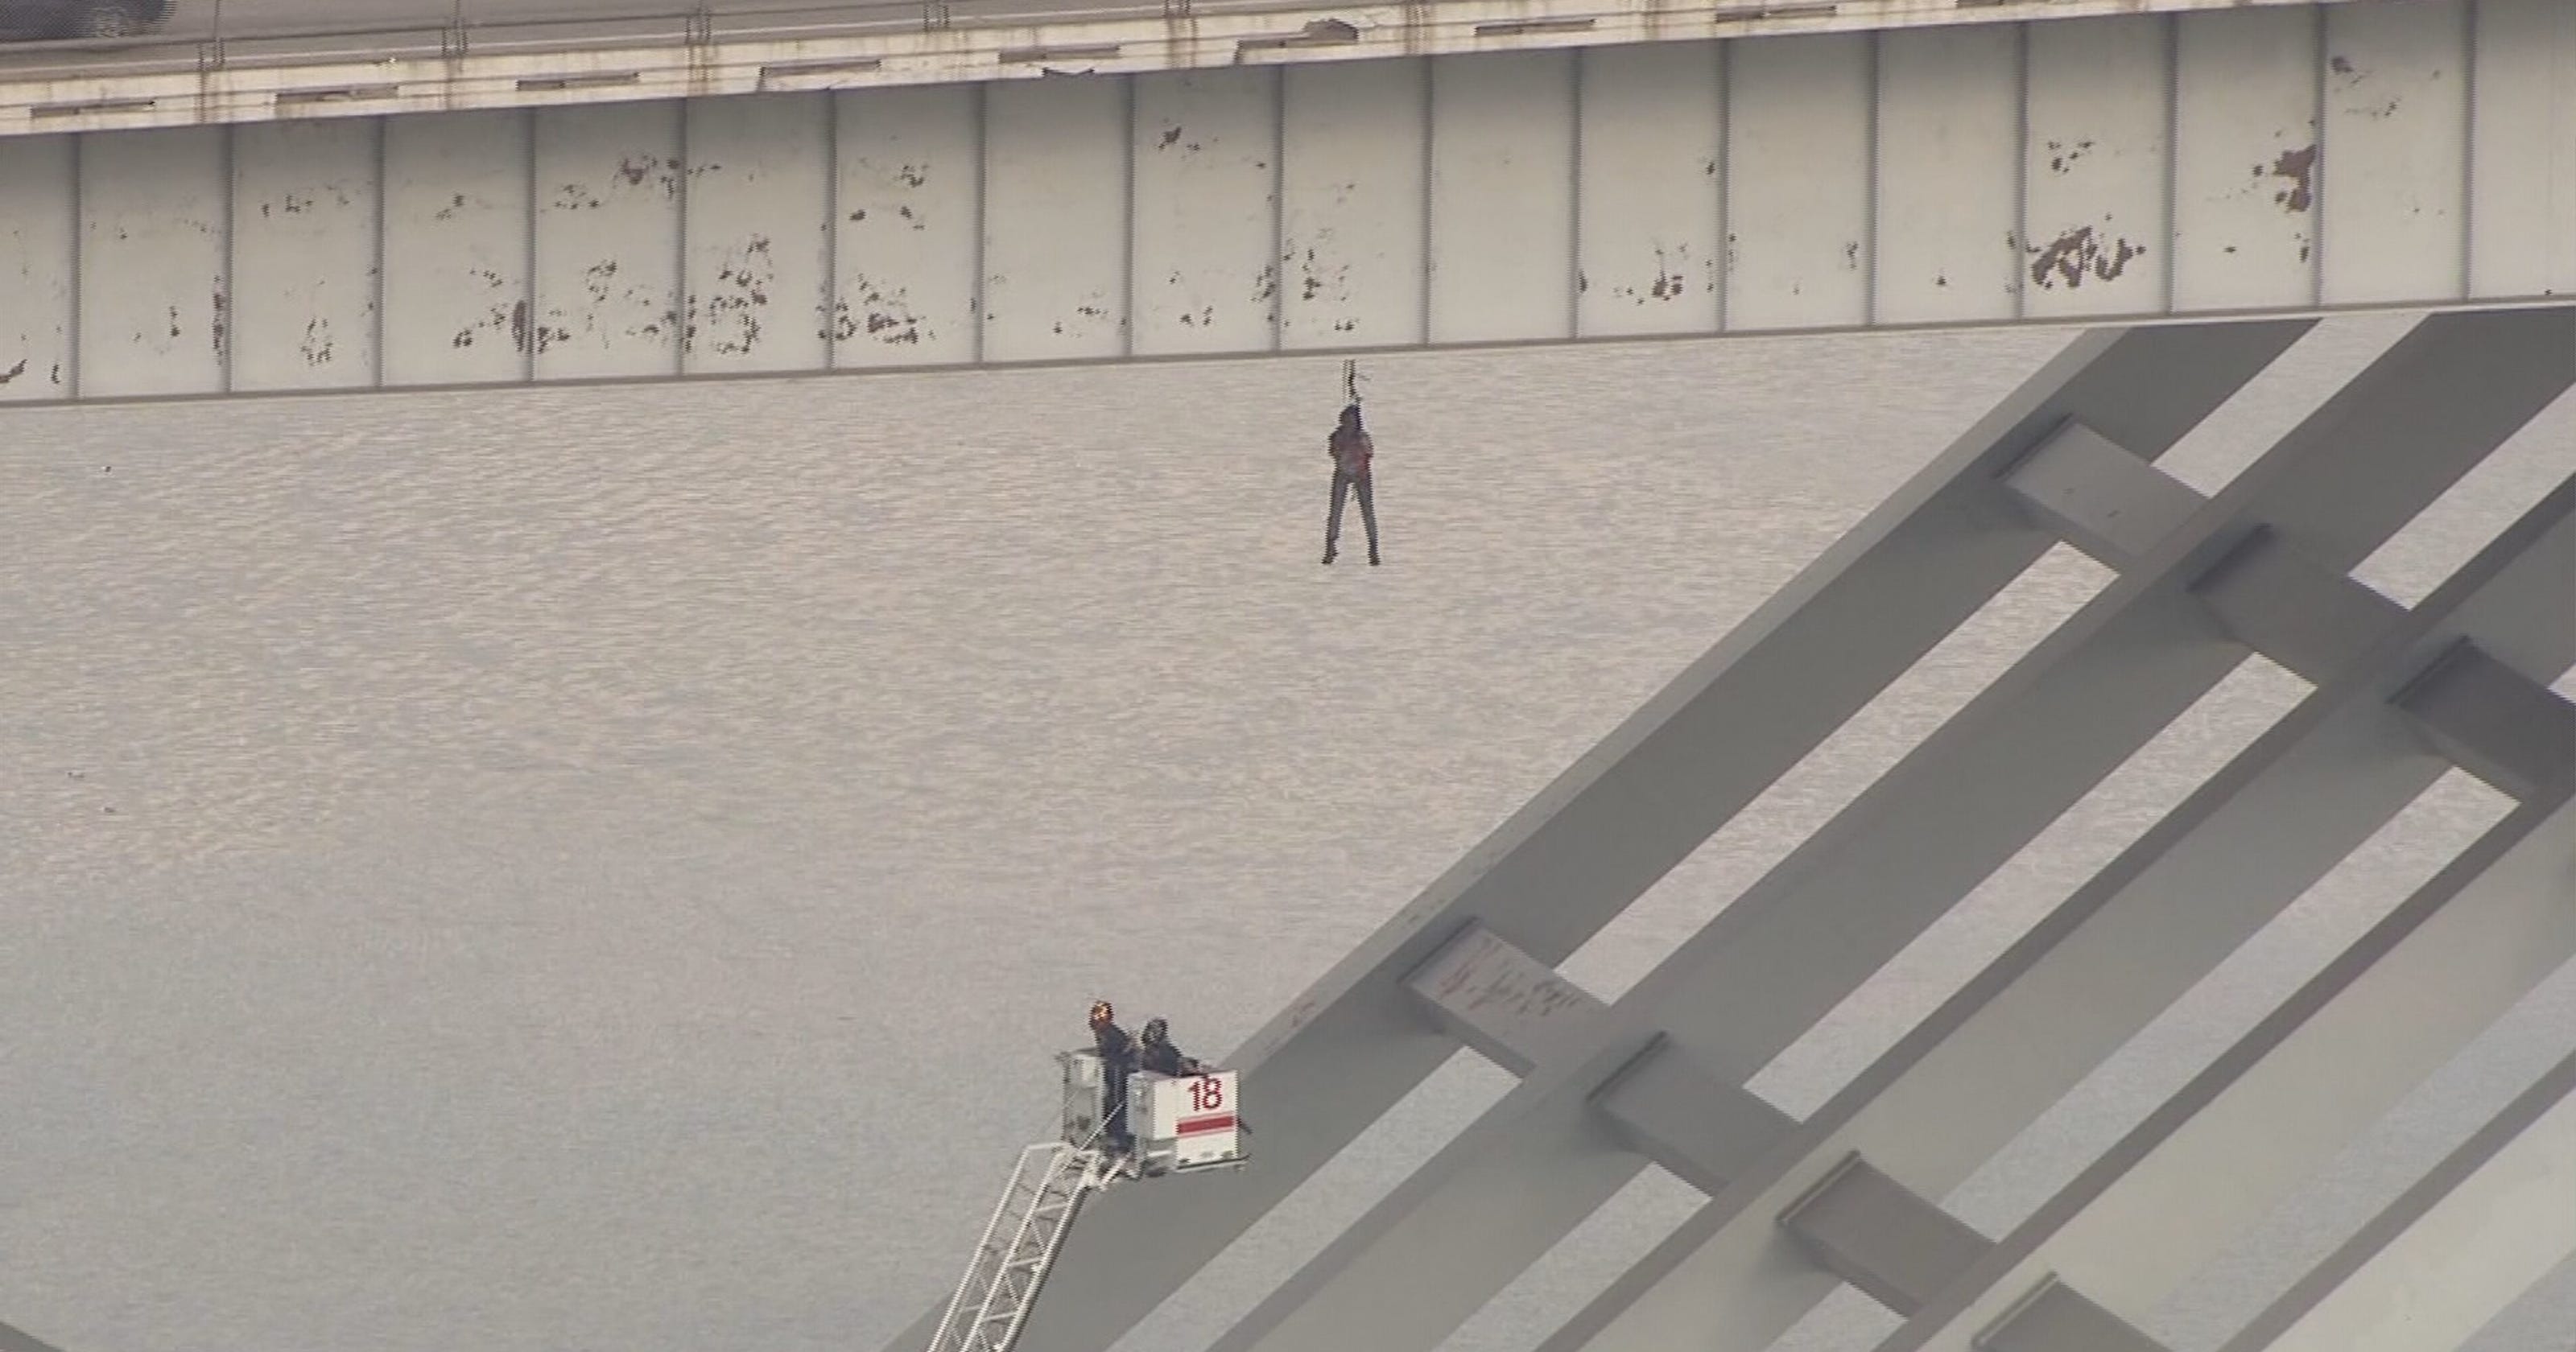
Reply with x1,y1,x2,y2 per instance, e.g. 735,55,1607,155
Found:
923,1049,1246,1352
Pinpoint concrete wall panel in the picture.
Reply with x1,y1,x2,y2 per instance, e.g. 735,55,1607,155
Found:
231,119,380,392
683,93,832,376
1278,57,1426,349
1428,50,1576,345
1724,31,1872,332
2021,13,2172,319
1572,42,1720,340
0,135,74,402
832,84,980,368
382,109,531,388
2319,0,2471,306
2466,0,2576,299
982,76,1129,364
1129,68,1278,357
531,100,684,381
1874,23,2022,325
78,126,228,399
2172,6,2322,312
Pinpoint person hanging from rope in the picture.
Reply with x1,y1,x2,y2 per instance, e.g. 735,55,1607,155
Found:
1320,400,1381,567
1088,1000,1137,1155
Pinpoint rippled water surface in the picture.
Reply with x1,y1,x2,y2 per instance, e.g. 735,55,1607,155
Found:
4,318,2571,1352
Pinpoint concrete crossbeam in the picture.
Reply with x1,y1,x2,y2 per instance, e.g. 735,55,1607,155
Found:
1998,416,2417,685
1404,923,1608,1075
1973,1279,2166,1352
1776,1153,1990,1317
1205,313,2576,1352
894,322,2311,1352
0,1324,69,1352
2000,421,2207,571
1528,319,2576,1352
1405,924,1795,1194
2190,528,2411,686
1369,465,2562,1352
1890,745,2576,1350
2217,1045,2576,1352
2396,639,2576,803
1589,1040,1794,1198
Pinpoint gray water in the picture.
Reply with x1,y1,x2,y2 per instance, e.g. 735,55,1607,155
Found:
2,316,2570,1352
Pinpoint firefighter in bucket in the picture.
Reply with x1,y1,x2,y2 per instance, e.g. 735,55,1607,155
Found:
1065,1002,1245,1177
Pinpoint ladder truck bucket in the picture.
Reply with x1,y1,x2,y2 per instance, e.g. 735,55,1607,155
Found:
923,1053,1249,1352
1061,1050,1247,1177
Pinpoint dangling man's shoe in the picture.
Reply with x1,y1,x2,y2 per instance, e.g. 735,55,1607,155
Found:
1322,550,1336,566
1368,550,1381,567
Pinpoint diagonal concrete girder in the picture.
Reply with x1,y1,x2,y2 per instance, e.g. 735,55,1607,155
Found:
888,322,2318,1352
0,1323,69,1352
2215,1041,2576,1352
1540,469,2576,1352
1457,456,2576,1351
1198,306,2576,1352
1892,760,2576,1351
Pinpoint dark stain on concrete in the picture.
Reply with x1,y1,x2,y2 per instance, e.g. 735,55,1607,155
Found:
833,274,929,346
2264,144,2318,213
2029,225,2145,289
700,235,775,356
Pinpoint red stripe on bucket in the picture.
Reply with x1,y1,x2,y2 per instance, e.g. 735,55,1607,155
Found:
1177,1114,1236,1136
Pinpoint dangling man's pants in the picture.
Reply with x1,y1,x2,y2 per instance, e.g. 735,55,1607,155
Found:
1324,470,1379,563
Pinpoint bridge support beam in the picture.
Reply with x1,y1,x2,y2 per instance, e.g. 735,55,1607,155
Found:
1905,788,2576,1352
10,0,2576,406
1534,323,2576,1352
1198,306,2576,1352
0,1322,70,1352
2215,1044,2576,1352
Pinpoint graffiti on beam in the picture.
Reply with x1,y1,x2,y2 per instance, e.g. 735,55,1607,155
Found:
831,274,932,348
1599,244,1701,307
2027,225,2146,291
692,235,776,357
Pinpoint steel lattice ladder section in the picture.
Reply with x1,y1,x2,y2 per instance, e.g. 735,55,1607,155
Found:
924,1140,1124,1352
